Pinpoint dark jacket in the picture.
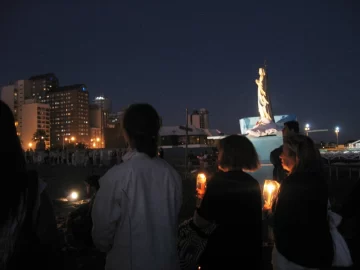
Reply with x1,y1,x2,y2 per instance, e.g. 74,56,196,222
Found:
270,145,287,183
7,171,61,270
273,171,334,268
340,180,360,266
197,171,263,270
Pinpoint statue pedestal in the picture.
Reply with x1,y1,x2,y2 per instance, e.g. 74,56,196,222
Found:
248,133,283,162
247,133,283,187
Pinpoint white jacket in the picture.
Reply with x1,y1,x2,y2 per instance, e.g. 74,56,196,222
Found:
92,151,182,270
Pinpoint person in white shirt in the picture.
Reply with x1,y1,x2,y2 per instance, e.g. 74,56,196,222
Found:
91,103,182,270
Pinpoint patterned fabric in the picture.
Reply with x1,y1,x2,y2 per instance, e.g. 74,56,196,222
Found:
178,218,217,270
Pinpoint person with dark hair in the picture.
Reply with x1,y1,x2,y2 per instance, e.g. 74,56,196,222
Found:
270,120,300,182
271,134,333,269
92,103,182,270
0,101,60,270
194,135,263,269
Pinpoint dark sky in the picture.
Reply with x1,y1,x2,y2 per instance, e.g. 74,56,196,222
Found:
1,1,358,142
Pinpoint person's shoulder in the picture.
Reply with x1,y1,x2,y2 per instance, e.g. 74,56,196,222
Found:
270,145,283,155
153,158,182,183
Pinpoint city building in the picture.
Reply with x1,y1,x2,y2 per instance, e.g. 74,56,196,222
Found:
89,104,107,148
21,100,50,150
29,73,59,104
104,123,127,149
348,139,360,149
93,95,112,112
49,84,89,147
107,110,125,127
188,108,209,129
0,80,32,136
159,125,223,147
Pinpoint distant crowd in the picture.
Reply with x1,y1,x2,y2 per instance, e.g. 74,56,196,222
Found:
24,148,126,167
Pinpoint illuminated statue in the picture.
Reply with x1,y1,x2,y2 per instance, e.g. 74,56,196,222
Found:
246,65,279,137
255,67,273,122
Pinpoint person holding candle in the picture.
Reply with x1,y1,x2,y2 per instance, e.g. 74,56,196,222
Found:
271,134,334,270
270,120,300,183
194,135,263,270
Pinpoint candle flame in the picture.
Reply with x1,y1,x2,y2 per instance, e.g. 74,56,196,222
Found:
263,180,280,209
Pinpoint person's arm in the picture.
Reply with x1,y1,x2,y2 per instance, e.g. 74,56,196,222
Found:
91,169,123,253
270,146,282,166
36,190,59,247
196,177,222,222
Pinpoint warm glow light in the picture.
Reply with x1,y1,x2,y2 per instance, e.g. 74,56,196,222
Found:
263,180,280,209
196,173,207,202
93,143,96,147
71,137,75,141
28,143,32,148
70,191,78,200
197,173,206,184
96,137,100,142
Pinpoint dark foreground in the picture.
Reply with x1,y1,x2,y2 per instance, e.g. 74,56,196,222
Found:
29,164,358,270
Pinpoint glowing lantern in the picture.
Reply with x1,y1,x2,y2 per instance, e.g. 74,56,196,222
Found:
263,180,280,209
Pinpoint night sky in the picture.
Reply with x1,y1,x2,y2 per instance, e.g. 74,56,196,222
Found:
1,1,358,142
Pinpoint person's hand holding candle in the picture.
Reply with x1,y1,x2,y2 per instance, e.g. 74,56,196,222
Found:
263,180,280,210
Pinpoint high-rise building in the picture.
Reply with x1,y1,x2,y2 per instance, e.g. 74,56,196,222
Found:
188,108,209,129
29,73,59,104
49,84,89,147
0,80,32,136
93,95,112,112
89,104,107,148
107,110,125,127
21,100,51,150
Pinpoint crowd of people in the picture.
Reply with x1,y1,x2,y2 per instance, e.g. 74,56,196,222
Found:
24,148,126,167
0,99,358,270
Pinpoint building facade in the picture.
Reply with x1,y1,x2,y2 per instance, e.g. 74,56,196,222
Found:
89,104,107,148
188,108,209,129
29,73,59,104
49,84,89,147
21,100,51,150
159,125,223,147
93,95,112,112
0,80,32,136
107,110,125,127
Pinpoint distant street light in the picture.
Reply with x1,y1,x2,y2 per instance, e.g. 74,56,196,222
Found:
335,127,340,147
28,142,32,149
305,123,310,136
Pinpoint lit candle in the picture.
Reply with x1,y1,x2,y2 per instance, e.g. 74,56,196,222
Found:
263,180,280,209
196,173,207,199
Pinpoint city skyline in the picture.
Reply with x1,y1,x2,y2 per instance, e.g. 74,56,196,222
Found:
1,1,358,141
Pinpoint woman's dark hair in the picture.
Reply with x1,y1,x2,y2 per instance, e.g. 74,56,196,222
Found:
217,135,260,171
0,101,27,225
284,134,324,173
122,103,161,158
284,121,300,133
